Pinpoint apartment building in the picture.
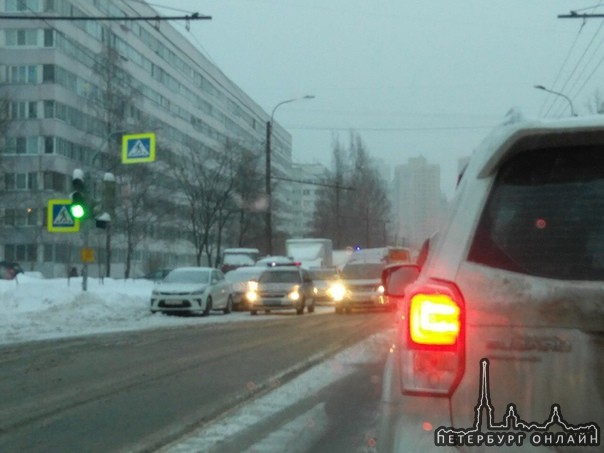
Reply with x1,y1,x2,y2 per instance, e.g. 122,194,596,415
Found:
0,0,292,277
393,156,444,248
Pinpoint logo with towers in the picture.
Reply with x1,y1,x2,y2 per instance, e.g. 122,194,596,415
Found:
435,358,600,448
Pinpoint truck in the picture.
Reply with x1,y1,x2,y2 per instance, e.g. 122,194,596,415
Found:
285,238,333,269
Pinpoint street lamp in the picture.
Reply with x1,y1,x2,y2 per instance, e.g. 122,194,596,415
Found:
534,85,577,117
265,95,315,255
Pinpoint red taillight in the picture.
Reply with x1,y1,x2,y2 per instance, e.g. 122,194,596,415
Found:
409,293,460,346
400,280,465,396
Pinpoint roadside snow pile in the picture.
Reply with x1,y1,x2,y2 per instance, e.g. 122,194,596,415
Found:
0,275,158,344
0,275,331,346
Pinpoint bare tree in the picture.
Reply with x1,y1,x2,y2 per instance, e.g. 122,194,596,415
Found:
312,132,390,248
223,141,265,249
173,142,245,267
89,35,143,276
586,89,604,115
114,164,164,278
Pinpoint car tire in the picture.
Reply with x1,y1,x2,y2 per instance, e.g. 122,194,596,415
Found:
307,303,315,313
335,305,343,314
223,295,233,314
250,309,257,315
345,306,352,314
296,304,304,315
203,296,212,316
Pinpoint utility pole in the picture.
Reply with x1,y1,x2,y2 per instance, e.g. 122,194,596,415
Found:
265,120,273,255
265,95,315,255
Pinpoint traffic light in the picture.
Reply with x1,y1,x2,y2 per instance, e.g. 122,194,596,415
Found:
95,172,115,229
70,169,90,220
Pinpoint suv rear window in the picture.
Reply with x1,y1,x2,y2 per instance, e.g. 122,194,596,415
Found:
468,145,604,280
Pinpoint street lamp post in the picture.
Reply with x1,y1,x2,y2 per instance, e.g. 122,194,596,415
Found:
265,95,314,255
534,85,577,117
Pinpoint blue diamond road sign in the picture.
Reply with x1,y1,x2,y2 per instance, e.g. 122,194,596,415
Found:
122,132,156,164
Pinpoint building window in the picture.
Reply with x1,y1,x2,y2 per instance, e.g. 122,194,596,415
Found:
44,136,54,154
4,172,37,191
8,65,38,84
43,244,53,262
6,0,41,12
42,64,55,83
43,29,54,47
9,137,39,154
54,244,70,263
9,101,37,119
4,208,38,226
5,29,39,46
44,100,55,117
4,244,37,262
43,171,67,192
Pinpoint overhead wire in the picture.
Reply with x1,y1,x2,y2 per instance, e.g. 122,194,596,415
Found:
539,21,585,117
556,19,604,116
545,1,604,117
545,18,604,117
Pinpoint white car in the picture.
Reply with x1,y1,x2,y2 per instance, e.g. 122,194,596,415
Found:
378,117,604,452
150,267,233,315
224,265,267,310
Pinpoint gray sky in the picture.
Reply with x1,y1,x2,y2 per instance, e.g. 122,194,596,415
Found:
149,0,604,196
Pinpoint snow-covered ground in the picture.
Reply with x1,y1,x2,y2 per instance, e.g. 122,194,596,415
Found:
1,273,392,452
0,273,334,346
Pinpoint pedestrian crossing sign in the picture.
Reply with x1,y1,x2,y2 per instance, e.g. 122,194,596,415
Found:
48,199,80,232
122,132,156,164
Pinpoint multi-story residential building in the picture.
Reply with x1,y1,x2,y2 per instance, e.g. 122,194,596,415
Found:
393,156,444,248
289,162,329,238
0,0,292,277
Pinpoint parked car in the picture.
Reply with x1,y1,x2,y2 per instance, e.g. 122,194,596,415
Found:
220,248,260,274
246,265,315,315
377,117,604,452
224,265,267,310
150,267,233,316
142,268,173,281
255,255,296,267
0,261,23,280
333,260,390,313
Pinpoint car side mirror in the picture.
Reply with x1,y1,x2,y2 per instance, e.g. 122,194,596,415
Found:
381,264,420,297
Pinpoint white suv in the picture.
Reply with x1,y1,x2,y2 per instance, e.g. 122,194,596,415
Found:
378,117,603,452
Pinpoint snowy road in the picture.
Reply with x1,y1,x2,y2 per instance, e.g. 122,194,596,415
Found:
0,275,395,452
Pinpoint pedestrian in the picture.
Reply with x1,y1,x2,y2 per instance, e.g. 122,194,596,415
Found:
69,266,78,278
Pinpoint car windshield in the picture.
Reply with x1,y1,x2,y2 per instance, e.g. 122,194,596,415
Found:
308,269,338,281
341,263,384,280
258,270,301,283
164,269,210,284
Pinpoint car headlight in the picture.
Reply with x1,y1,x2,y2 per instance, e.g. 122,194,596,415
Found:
329,283,346,301
288,285,300,301
377,285,385,294
151,289,159,296
246,290,258,302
